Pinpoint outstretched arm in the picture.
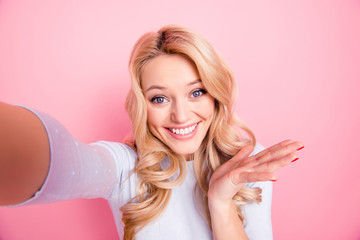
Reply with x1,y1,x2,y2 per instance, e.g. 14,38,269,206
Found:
208,140,304,240
0,102,50,205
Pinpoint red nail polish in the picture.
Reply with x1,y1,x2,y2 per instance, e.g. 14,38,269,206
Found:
292,158,299,162
297,146,304,151
270,179,277,182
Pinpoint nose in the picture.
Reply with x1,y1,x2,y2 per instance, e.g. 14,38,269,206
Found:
171,100,190,123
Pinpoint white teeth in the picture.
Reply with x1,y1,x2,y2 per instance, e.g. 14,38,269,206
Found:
169,123,197,136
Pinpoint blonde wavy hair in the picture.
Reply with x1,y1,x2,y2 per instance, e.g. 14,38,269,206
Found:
122,25,261,240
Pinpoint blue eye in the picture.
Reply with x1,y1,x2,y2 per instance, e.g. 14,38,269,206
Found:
192,89,206,98
151,96,166,104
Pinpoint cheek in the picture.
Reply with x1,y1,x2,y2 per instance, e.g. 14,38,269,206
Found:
146,106,164,130
198,97,215,118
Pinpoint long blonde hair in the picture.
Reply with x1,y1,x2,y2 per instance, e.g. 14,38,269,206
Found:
122,25,261,240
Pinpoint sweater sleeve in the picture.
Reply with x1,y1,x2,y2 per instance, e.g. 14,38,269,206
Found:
243,143,274,240
9,106,136,207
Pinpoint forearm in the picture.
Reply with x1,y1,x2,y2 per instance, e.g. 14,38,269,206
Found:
0,102,50,205
209,199,249,240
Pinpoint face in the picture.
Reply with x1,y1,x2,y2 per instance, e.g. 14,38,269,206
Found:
141,54,215,161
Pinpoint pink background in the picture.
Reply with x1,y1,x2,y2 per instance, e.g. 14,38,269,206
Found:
1,0,359,239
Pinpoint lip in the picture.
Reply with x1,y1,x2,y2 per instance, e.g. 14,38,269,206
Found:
166,122,200,140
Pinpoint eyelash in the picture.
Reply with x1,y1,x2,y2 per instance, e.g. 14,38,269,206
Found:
150,89,207,104
191,89,207,98
151,96,167,104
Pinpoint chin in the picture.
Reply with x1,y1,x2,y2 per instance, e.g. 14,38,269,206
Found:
154,127,207,159
168,142,203,159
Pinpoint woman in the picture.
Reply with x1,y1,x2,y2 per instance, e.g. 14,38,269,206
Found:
0,25,303,240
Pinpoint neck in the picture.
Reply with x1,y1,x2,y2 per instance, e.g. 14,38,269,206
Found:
184,154,193,161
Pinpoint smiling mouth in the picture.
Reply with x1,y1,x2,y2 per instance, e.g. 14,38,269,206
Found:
167,123,198,136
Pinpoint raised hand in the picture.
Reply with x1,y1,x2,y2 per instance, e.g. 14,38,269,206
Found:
208,139,304,204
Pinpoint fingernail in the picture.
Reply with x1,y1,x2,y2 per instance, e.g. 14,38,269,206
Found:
297,146,304,151
270,179,277,182
292,158,299,162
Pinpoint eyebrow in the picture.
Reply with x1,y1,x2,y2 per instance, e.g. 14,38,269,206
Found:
145,79,202,93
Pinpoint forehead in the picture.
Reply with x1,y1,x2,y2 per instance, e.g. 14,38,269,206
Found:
141,54,200,90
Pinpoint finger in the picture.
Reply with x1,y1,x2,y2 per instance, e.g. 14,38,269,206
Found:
210,144,254,184
227,144,254,165
231,171,277,185
255,151,299,173
253,139,294,159
255,140,303,165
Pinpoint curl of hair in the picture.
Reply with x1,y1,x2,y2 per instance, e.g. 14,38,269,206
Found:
122,25,261,239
